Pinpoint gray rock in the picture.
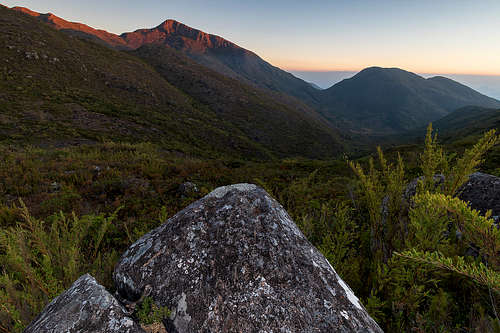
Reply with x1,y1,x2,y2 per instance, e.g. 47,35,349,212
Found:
458,172,500,216
24,274,144,333
403,172,500,218
49,181,61,193
403,174,445,201
24,51,39,60
114,183,382,333
178,181,199,196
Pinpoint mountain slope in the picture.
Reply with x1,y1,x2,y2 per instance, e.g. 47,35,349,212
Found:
1,6,343,159
129,44,344,157
12,6,129,49
12,7,321,106
433,106,500,137
319,67,500,134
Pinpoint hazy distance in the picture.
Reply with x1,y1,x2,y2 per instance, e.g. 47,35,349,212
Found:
292,70,500,100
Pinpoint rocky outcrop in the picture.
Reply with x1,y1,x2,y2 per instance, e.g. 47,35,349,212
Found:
403,172,500,222
459,172,500,218
24,274,144,333
114,183,382,332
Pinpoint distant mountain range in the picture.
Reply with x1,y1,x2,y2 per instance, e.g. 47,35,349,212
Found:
319,67,500,133
5,5,500,151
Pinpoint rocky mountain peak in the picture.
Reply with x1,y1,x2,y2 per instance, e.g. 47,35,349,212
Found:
120,19,238,51
11,6,40,16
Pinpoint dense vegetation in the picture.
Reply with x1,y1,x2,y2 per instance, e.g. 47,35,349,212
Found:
1,126,500,332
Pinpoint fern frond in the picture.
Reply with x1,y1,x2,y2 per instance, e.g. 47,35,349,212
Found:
396,250,500,293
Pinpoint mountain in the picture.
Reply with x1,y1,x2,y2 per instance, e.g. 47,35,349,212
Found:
119,20,322,106
1,6,344,159
129,44,344,156
433,106,500,138
12,7,321,106
11,6,500,138
319,67,500,134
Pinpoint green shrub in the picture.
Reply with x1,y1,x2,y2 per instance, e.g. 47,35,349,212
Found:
0,202,119,332
348,124,500,330
135,296,171,325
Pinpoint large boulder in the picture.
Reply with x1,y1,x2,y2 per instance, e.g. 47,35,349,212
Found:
459,172,500,218
24,274,144,333
114,184,382,332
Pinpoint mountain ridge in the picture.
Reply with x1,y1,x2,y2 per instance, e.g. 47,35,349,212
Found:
12,6,322,106
1,6,344,158
10,6,500,136
121,19,239,51
12,6,129,48
319,67,500,133
433,106,500,138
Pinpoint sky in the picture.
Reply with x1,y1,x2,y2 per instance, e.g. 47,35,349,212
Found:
3,0,500,95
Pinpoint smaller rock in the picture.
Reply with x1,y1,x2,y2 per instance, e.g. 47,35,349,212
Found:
403,174,445,201
24,274,144,333
49,181,61,193
178,181,198,196
24,51,39,60
141,323,167,333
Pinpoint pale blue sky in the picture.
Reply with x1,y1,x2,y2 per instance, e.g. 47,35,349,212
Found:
3,0,500,75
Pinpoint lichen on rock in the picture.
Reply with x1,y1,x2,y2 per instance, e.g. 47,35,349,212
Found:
24,274,144,333
114,183,383,332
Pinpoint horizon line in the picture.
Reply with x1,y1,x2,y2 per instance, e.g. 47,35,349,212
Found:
283,67,500,77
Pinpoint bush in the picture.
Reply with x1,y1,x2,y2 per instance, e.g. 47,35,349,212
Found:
135,296,171,326
0,202,120,333
347,124,500,330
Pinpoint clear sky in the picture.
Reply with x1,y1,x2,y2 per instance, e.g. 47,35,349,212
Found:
2,0,500,75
